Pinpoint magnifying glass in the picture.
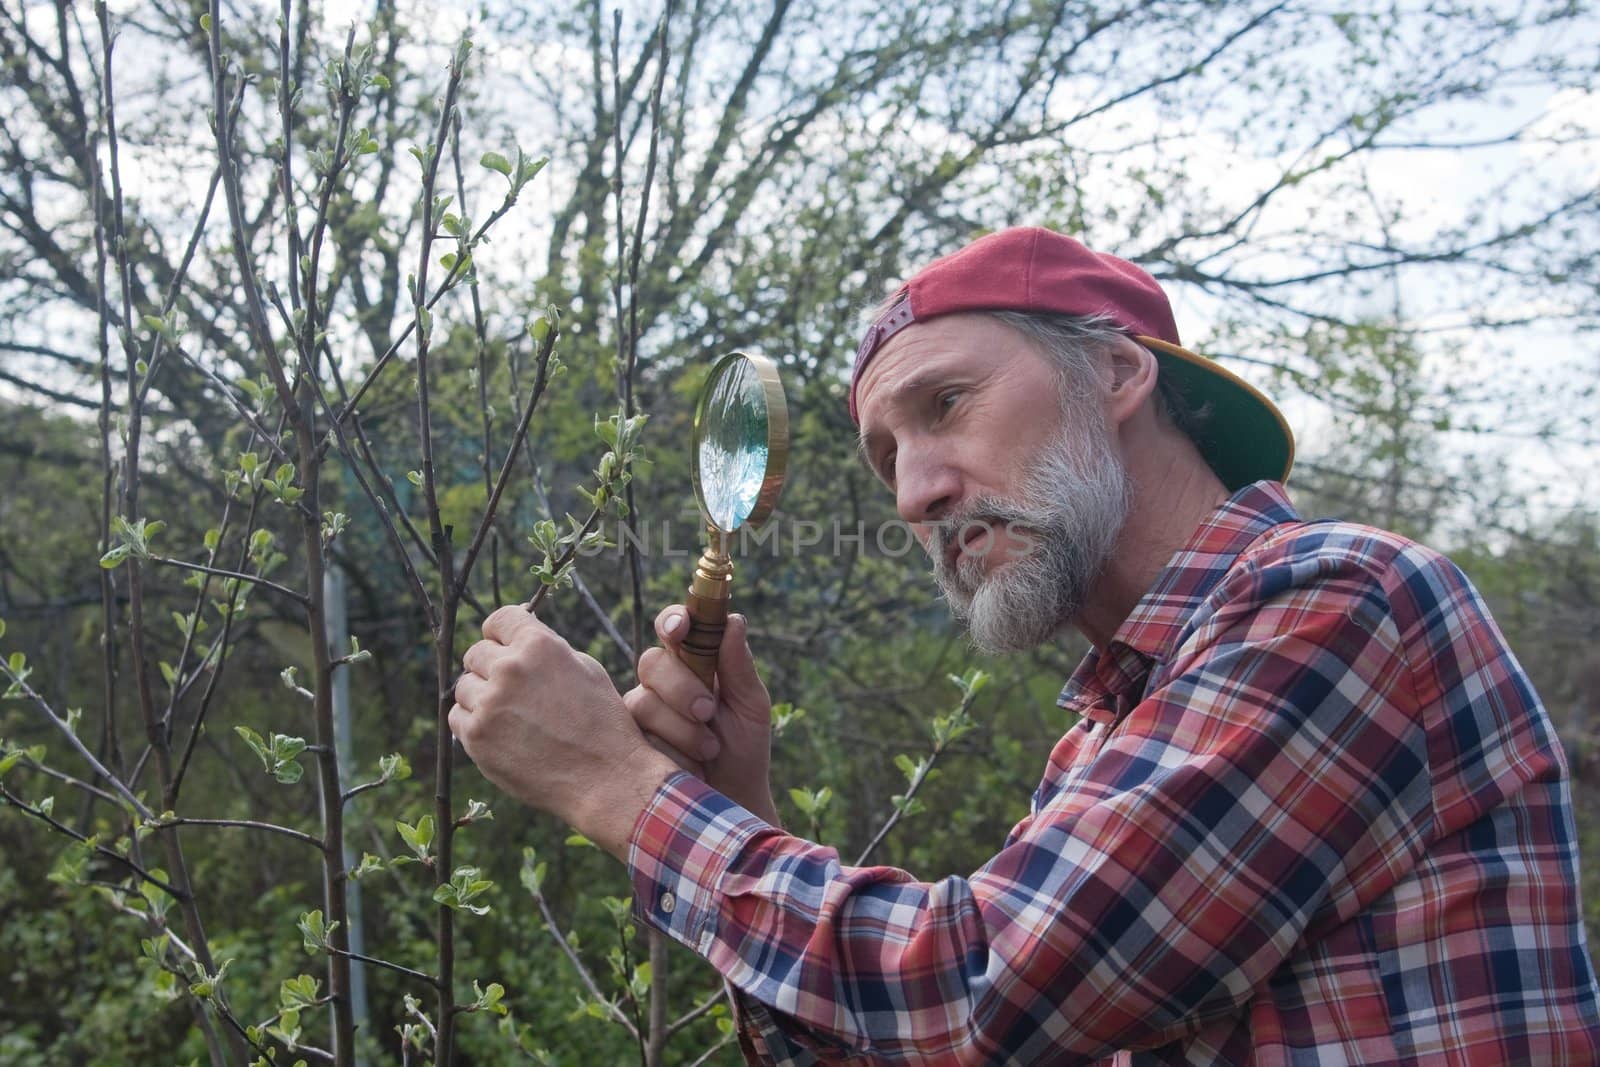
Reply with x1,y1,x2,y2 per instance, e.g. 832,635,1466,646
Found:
679,350,789,689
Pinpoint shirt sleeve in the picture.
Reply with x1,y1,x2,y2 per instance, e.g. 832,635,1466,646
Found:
627,556,1438,1063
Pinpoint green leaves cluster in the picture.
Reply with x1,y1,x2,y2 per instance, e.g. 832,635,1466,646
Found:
234,726,307,784
527,410,649,592
261,462,304,506
98,515,164,570
0,739,46,778
479,147,548,197
2,648,31,701
433,865,494,916
296,909,340,955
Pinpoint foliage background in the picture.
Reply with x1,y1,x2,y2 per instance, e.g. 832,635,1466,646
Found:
1,0,1597,1063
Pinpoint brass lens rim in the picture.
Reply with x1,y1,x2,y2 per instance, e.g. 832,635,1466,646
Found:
691,349,790,532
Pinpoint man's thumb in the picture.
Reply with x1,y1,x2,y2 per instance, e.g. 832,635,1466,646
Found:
717,614,766,708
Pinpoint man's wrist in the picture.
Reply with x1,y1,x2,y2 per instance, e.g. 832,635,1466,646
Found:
577,742,680,862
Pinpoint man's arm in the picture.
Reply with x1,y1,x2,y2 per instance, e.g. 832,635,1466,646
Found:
623,558,1441,1062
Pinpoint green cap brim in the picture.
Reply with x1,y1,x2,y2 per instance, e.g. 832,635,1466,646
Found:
1137,336,1295,492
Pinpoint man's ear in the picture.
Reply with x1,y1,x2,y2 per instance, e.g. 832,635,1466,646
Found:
1104,336,1159,427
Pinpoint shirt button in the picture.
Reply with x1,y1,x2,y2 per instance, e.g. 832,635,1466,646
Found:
659,892,676,915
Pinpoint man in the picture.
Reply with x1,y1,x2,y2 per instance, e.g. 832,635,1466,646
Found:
450,228,1600,1063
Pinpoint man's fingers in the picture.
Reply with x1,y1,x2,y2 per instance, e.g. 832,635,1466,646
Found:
625,684,720,761
636,645,717,723
454,671,487,710
447,702,472,745
483,603,547,646
462,640,515,677
653,605,689,652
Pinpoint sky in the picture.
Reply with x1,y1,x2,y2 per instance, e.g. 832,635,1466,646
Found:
5,0,1597,535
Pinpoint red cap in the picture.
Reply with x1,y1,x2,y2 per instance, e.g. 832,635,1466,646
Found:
847,226,1295,490
849,228,1180,421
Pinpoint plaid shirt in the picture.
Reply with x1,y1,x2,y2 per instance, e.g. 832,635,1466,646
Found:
628,482,1600,1064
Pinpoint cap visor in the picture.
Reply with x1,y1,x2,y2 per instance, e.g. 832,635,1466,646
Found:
1136,336,1295,490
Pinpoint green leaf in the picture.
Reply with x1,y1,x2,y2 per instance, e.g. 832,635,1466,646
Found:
235,725,269,764
139,870,173,920
350,853,385,880
787,787,816,815
280,973,321,1011
472,979,507,1015
516,156,548,185
297,909,339,954
396,814,434,860
564,832,594,849
519,847,547,897
189,958,230,1000
198,12,212,32
378,753,411,781
480,151,512,177
406,470,423,487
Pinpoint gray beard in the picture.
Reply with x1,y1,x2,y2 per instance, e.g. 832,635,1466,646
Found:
930,417,1131,655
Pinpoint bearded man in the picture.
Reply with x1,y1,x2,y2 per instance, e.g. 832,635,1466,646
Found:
449,228,1600,1064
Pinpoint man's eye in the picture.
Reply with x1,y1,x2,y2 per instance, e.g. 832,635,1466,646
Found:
936,390,961,412
881,451,896,485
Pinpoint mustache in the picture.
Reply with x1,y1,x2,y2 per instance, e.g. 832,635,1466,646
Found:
930,502,1049,562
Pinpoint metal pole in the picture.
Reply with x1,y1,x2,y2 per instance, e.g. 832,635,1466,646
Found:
325,563,369,1062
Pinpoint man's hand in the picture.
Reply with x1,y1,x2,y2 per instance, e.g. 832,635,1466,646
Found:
625,607,781,826
450,605,677,859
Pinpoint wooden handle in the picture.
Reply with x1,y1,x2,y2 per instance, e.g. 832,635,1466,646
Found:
679,586,728,690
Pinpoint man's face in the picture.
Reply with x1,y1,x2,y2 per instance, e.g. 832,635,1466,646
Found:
855,314,1131,652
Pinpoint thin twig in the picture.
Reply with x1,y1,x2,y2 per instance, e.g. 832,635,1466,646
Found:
155,816,324,850
529,885,639,1038
0,784,180,897
451,323,560,603
330,946,441,988
451,109,501,605
686,1034,736,1067
0,658,152,817
147,555,309,606
5,753,123,807
170,482,269,802
854,690,979,867
665,989,725,1039
341,777,392,805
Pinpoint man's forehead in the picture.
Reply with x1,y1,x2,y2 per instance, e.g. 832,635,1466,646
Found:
854,320,978,415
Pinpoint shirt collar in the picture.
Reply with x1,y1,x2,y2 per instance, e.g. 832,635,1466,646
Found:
1058,480,1301,724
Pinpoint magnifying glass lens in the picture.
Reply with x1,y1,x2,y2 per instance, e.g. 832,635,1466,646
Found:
698,358,769,530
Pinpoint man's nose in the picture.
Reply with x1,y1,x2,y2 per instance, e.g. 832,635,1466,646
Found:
894,448,959,526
